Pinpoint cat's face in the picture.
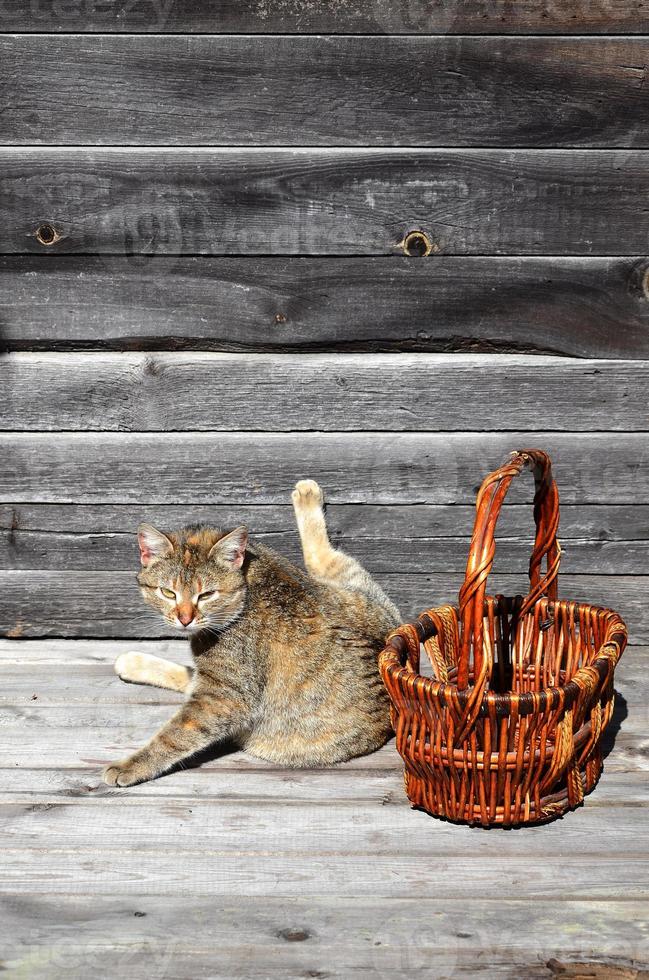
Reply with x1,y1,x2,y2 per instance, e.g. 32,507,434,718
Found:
136,523,248,634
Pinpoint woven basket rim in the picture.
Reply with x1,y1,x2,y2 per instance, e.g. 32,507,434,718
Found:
380,594,627,719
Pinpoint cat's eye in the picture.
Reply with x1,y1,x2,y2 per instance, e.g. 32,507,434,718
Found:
198,590,217,602
160,587,176,600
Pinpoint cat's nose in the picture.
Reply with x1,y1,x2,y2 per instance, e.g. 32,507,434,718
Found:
177,605,195,627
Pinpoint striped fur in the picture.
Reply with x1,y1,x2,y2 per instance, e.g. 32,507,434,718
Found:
103,480,400,786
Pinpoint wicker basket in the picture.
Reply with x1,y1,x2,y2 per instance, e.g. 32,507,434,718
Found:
379,449,627,827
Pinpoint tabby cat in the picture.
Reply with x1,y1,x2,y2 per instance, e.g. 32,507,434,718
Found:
103,480,400,786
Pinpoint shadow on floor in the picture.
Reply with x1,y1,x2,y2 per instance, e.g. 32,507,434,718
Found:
601,690,628,761
163,690,629,778
168,738,243,774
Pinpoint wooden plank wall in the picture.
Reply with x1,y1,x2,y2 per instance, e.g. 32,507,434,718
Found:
1,4,648,643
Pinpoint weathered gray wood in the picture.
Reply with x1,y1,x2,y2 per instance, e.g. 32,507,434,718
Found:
0,846,646,898
0,897,645,979
0,897,646,975
1,647,644,720
3,256,649,357
1,16,646,979
0,641,641,709
3,1,647,34
2,503,646,546
1,766,645,808
3,797,648,855
3,353,649,432
2,525,648,575
0,765,408,805
3,638,646,666
5,36,649,147
0,708,643,772
2,649,643,976
2,654,647,707
2,432,648,504
0,663,182,704
0,949,532,980
1,571,643,638
0,637,189,664
0,682,643,767
0,944,641,980
6,150,649,256
0,703,413,770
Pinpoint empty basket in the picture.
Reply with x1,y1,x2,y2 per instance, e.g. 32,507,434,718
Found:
379,449,627,827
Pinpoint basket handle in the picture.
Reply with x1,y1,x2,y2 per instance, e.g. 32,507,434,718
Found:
457,449,561,691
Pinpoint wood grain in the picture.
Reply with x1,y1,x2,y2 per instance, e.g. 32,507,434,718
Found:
12,629,644,692
0,942,642,980
1,763,646,805
2,10,647,978
0,640,644,704
1,897,646,971
0,896,646,978
2,256,649,357
0,702,414,770
5,36,649,147
0,703,643,771
0,637,189,664
2,523,648,575
0,642,641,768
3,798,648,855
3,353,649,431
3,0,648,34
0,637,189,663
6,150,649,256
3,635,644,665
3,502,648,543
3,432,648,504
1,571,642,638
0,847,646,898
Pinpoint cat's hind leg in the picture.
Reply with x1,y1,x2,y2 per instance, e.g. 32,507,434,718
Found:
292,479,401,621
114,652,193,694
292,479,375,593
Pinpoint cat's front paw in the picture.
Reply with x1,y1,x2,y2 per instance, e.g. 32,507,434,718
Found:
114,652,143,684
292,479,324,510
102,758,150,787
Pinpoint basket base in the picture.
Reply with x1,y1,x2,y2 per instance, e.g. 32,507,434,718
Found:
404,755,603,828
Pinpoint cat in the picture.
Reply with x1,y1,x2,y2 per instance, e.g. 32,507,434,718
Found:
102,480,401,786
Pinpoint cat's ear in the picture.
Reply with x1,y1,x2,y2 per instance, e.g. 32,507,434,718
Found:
137,524,174,567
208,526,248,570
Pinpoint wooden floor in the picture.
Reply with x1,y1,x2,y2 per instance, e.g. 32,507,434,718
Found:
0,639,647,979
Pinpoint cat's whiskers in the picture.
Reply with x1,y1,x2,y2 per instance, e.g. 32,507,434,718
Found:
105,487,398,790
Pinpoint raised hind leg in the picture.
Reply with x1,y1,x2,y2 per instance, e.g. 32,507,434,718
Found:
114,652,194,694
292,479,383,596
